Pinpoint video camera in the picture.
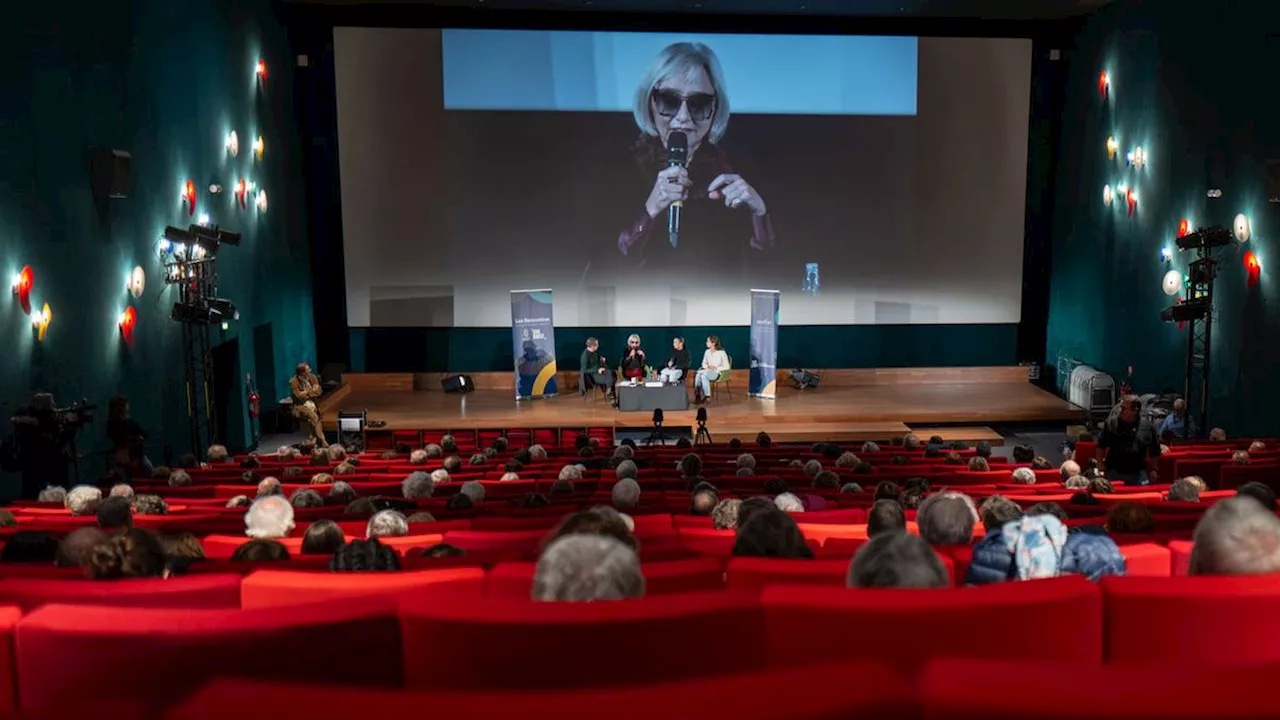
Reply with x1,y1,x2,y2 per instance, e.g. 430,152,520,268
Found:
54,399,97,428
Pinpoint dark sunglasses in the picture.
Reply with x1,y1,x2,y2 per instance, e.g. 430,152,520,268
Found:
651,89,716,122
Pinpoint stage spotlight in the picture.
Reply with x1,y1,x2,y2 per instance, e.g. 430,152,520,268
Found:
1178,219,1190,238
182,180,196,216
1234,213,1251,242
207,298,239,322
1162,269,1182,296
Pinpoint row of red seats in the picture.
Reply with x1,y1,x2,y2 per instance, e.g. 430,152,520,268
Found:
5,573,1280,713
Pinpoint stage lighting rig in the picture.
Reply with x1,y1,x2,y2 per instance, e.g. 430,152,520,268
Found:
1175,225,1232,253
1164,225,1229,436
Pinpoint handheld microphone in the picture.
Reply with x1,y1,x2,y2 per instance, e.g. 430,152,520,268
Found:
666,131,688,248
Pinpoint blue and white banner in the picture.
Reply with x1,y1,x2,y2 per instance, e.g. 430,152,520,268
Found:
749,289,780,399
511,290,558,400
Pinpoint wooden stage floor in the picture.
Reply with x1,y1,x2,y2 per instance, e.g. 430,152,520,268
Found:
322,380,1084,443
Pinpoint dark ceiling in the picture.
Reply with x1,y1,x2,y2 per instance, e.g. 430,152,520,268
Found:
285,0,1116,21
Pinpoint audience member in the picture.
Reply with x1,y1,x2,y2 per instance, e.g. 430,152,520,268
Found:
0,532,58,563
1087,475,1114,494
1237,482,1278,510
226,495,250,509
848,532,949,589
774,492,804,513
1249,440,1267,453
1208,427,1227,442
899,486,927,510
421,543,467,558
161,533,206,575
460,481,486,504
755,431,772,448
409,449,428,465
310,472,334,486
1060,460,1081,481
232,539,291,563
424,443,443,459
1182,475,1208,494
56,527,109,568
548,508,636,550
711,498,742,530
813,470,840,490
37,486,66,504
611,478,641,512
1026,501,1070,525
873,481,899,502
366,510,408,539
967,514,1125,584
133,494,168,515
533,534,644,602
402,471,434,500
615,459,638,482
867,499,906,538
291,489,325,509
1105,501,1156,534
903,434,921,452
245,495,295,539
803,459,822,477
256,477,282,498
1064,475,1089,490
300,520,346,555
691,487,719,516
978,495,1023,534
87,528,168,579
917,491,976,546
840,482,863,494
345,498,377,515
835,452,859,469
328,481,357,506
967,456,990,472
1189,496,1280,575
96,496,133,530
443,456,463,473
1168,477,1202,503
207,445,229,463
735,497,776,534
762,477,790,496
1012,444,1035,464
732,508,813,559
66,485,102,517
1233,450,1251,466
328,538,399,571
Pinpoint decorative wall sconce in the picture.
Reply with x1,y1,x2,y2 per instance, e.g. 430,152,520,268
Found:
118,306,137,342
198,212,211,227
1106,136,1118,159
1098,71,1110,99
1126,188,1138,216
1245,250,1262,289
1178,219,1190,238
1126,146,1146,170
255,188,268,214
32,302,51,341
1162,269,1182,296
209,183,224,195
1103,184,1113,207
182,180,197,216
1234,213,1251,242
234,178,248,210
127,266,146,298
1161,247,1173,263
225,131,239,157
11,265,33,314
252,135,264,161
256,59,267,83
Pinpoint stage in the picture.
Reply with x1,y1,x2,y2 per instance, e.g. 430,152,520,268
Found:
319,367,1084,444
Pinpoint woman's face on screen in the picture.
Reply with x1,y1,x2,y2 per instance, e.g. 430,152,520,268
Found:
651,67,715,153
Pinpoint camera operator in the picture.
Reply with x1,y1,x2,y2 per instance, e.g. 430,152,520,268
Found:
9,393,89,498
107,396,151,481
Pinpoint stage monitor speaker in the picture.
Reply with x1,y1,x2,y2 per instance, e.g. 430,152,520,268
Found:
441,374,474,393
89,147,132,200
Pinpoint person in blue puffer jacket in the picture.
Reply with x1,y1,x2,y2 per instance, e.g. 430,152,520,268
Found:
964,513,1126,586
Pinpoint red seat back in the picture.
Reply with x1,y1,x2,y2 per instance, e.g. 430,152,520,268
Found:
725,558,849,592
0,574,242,612
240,568,484,609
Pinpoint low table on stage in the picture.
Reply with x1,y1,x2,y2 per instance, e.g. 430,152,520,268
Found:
615,381,690,413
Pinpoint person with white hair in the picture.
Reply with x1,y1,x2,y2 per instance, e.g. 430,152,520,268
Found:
460,481,486,504
109,484,135,501
409,449,428,465
66,485,103,516
1189,496,1280,575
1168,477,1201,503
326,445,347,463
612,478,641,512
423,443,443,459
430,468,450,484
615,459,638,481
1011,467,1037,485
559,464,584,482
532,534,645,602
1060,460,1081,482
226,495,250,508
529,444,548,460
276,445,297,460
803,460,822,477
860,441,881,454
500,472,520,482
402,471,434,500
613,444,635,460
168,470,192,487
245,495,295,539
916,491,978,546
774,492,804,513
1064,474,1090,490
207,444,229,463
38,486,66,503
736,453,756,471
367,509,409,539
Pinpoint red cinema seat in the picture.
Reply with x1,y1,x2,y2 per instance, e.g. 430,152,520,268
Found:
0,574,242,611
172,661,912,720
920,658,1280,719
726,557,849,592
1118,543,1172,577
441,530,544,558
1169,540,1193,576
0,608,22,716
815,537,867,559
762,576,1102,671
14,598,403,711
240,568,485,609
400,592,766,690
1102,575,1280,664
677,528,736,557
371,533,445,553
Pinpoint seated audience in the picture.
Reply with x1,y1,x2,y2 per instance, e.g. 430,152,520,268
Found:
548,507,636,550
803,460,822,478
345,498,377,515
208,444,230,463
66,485,102,517
299,520,346,556
903,434,921,452
966,514,1125,584
1031,456,1053,470
1232,450,1251,466
763,477,790,496
853,461,874,475
1060,460,1081,481
942,452,964,466
232,539,291,563
813,470,840,490
445,494,474,511
974,441,993,458
840,482,863,494
443,455,463,473
132,493,167,515
1167,477,1202,503
1237,482,1278,510
1189,496,1280,575
1182,475,1208,493
711,498,742,530
1010,467,1037,485
732,507,813,559
109,483,135,501
1026,501,1070,525
1087,475,1114,494
873,481,899,502
402,471,434,500
615,459,638,482
773,492,804,513
367,510,409,539
835,452,859,469
256,477,282,498
245,495,295,539
460,481,486,504
37,486,67,503
1064,474,1089,490
1208,427,1227,442
755,431,772,448
533,534,643,602
330,538,400,571
291,489,325,509
978,495,1023,534
848,532,949,589
97,496,133,531
1105,501,1156,534
87,528,168,579
899,486,928,510
867,499,906,538
409,449,428,465
328,481,357,506
967,456,990,472
310,472,334,486
166,470,191,487
241,456,261,470
421,543,467,558
1012,444,1035,464
1249,440,1267,453
735,496,775,534
550,479,575,496
916,491,977,546
161,533,206,575
56,527,110,568
691,487,719,516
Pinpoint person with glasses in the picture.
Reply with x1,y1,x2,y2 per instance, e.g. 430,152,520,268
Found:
620,334,647,380
617,42,776,269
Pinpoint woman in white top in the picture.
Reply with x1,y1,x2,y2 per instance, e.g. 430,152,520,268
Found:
694,335,730,404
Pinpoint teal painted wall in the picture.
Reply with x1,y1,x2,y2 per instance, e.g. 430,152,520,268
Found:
1046,2,1280,434
349,324,1018,373
0,0,313,484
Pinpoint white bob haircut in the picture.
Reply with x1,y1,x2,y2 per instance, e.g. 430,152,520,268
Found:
632,42,732,144
245,495,295,539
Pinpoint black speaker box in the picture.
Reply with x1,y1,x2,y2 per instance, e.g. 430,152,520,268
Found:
89,147,132,200
441,374,474,393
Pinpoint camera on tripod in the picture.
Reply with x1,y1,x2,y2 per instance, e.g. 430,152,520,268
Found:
54,399,97,428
